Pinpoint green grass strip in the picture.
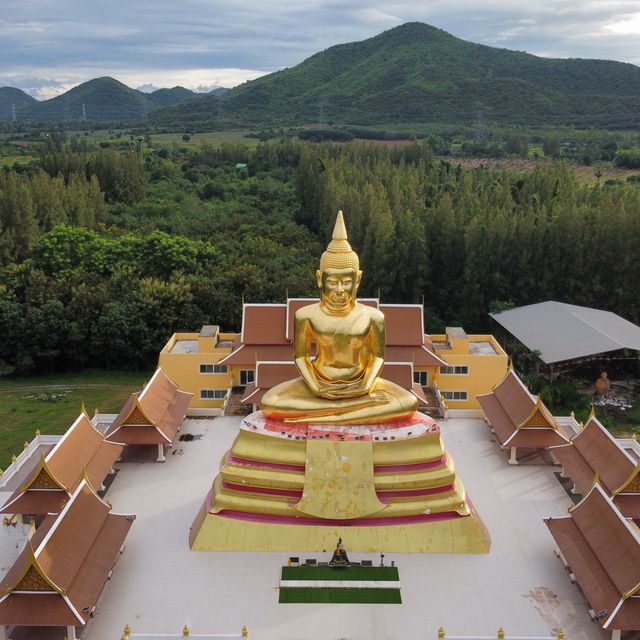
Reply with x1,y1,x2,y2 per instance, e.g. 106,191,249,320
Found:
279,587,401,604
282,565,399,581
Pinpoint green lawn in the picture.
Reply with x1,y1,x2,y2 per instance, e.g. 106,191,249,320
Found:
279,587,401,604
282,565,399,581
279,565,401,604
0,370,152,468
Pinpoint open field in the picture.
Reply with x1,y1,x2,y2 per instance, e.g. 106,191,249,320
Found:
0,370,152,468
0,155,34,167
150,130,258,147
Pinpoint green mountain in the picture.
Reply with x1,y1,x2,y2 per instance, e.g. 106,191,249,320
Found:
17,77,195,123
153,22,640,129
20,77,153,123
148,86,194,108
0,87,37,121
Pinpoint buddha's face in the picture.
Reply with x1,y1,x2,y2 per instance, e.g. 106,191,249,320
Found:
316,267,362,313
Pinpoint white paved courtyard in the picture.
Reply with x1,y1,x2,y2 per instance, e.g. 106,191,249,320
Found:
85,416,607,640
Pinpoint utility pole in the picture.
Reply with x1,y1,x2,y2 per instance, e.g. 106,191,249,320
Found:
11,104,16,122
473,101,486,144
82,102,87,121
317,95,326,127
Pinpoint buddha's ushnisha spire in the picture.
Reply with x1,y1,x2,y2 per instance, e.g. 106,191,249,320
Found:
319,210,360,271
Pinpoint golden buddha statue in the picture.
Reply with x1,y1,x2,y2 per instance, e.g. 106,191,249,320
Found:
189,210,489,554
261,211,418,425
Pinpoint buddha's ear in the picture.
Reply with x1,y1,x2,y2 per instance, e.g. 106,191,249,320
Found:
355,270,363,288
316,270,323,288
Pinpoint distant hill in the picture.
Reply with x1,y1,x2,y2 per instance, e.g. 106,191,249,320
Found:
148,86,194,108
209,87,229,96
153,22,640,129
14,77,195,123
19,77,152,123
0,87,37,121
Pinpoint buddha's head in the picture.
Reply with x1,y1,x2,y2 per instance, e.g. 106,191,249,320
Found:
317,211,362,314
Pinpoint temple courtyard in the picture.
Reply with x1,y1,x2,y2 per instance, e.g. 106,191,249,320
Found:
82,415,607,640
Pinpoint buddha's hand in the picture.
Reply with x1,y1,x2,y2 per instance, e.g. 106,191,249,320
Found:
318,381,367,399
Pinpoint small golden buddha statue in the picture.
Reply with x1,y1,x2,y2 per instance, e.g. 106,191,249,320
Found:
261,211,418,425
594,370,611,394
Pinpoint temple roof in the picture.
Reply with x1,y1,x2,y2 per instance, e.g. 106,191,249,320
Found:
0,481,134,627
550,411,638,499
545,484,640,630
491,301,640,364
106,368,192,445
1,412,123,515
477,368,569,448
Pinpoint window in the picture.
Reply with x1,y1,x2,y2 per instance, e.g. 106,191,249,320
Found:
240,370,255,385
199,364,228,374
200,389,226,399
441,391,468,401
439,365,469,375
413,371,428,386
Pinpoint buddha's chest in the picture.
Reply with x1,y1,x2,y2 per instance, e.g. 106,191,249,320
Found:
309,312,371,344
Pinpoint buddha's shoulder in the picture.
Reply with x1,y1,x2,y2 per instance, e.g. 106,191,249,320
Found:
356,303,384,321
295,303,320,320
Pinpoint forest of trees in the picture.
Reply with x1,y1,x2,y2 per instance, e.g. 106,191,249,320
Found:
0,137,639,375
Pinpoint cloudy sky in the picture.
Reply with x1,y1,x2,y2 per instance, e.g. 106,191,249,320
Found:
2,0,640,100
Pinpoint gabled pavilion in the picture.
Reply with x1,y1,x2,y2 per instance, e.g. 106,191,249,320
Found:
550,409,640,518
477,368,569,463
0,411,123,519
0,480,135,640
105,368,192,461
545,484,640,639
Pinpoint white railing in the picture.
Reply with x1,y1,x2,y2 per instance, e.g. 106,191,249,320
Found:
223,385,234,413
121,624,247,639
0,434,61,488
437,628,564,640
555,414,581,438
432,380,448,419
126,636,243,639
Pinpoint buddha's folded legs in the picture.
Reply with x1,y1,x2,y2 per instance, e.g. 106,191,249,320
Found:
261,377,417,424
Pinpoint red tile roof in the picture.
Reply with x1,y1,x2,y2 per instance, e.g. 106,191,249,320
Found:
552,415,636,494
380,305,424,346
242,305,287,344
477,369,569,449
106,368,192,446
545,484,640,630
220,344,294,366
0,481,134,627
550,413,640,517
1,412,122,516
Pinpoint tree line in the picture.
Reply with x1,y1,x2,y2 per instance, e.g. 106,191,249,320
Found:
0,138,639,375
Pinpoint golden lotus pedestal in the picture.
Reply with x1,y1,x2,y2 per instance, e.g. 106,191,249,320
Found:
189,411,490,553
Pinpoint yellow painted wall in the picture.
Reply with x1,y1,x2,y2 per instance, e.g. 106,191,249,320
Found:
158,331,236,411
431,333,508,410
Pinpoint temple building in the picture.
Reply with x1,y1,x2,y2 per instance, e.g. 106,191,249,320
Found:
105,368,192,461
549,408,640,518
160,306,507,418
477,367,570,464
159,325,236,414
0,410,122,522
0,480,134,640
545,484,640,639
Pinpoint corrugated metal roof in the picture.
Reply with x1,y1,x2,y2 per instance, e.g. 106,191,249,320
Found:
491,301,640,364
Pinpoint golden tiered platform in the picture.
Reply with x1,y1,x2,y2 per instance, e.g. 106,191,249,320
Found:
189,411,490,553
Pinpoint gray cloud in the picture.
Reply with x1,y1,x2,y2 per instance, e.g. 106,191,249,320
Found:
1,0,640,98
